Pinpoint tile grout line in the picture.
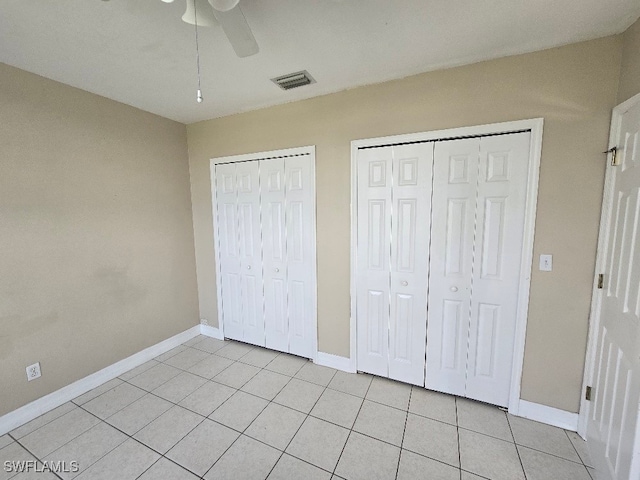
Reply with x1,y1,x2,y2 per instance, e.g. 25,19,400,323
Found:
454,404,505,480
293,366,340,475
515,443,594,467
563,428,593,472
455,396,463,480
454,402,510,480
506,408,528,480
329,371,375,478
394,386,412,480
569,428,595,480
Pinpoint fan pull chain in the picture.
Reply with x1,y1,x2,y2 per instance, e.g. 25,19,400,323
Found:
193,0,203,103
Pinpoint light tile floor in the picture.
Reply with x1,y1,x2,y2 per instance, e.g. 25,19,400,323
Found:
1,336,595,480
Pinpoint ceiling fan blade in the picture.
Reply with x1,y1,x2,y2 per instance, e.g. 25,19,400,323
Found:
211,4,259,58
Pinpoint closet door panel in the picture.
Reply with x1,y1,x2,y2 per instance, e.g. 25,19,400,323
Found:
426,138,479,395
389,144,432,386
236,161,265,346
465,132,530,406
286,156,316,358
356,148,392,377
261,158,289,353
215,164,244,341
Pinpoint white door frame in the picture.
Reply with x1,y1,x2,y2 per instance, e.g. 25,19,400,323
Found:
578,91,640,439
350,119,544,415
210,145,318,360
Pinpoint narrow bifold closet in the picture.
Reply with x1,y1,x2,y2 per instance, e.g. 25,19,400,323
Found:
353,121,541,409
212,146,317,360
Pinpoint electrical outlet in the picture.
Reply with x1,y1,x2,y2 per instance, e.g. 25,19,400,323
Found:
200,318,209,326
26,362,41,381
539,254,553,272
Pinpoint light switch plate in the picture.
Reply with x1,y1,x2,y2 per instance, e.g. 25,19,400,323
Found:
539,254,553,271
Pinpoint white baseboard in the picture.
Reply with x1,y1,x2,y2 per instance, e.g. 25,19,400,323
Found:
517,399,579,431
0,326,201,436
199,324,223,340
315,352,355,373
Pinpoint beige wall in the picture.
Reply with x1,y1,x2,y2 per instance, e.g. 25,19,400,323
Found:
0,63,199,416
618,16,640,104
188,36,622,413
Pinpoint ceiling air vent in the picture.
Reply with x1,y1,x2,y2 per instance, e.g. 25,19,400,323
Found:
271,70,316,91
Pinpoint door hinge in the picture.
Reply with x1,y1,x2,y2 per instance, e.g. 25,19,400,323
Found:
603,146,619,166
597,274,604,289
585,385,592,401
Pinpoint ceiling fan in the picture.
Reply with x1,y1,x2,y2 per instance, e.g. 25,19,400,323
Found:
162,0,259,58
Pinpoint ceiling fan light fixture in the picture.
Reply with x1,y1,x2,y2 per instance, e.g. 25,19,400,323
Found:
208,0,240,12
182,0,217,26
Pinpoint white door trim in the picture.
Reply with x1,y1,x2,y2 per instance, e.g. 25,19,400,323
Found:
350,118,544,414
578,91,640,439
210,145,318,360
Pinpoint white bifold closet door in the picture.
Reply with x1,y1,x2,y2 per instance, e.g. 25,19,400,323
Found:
260,158,288,352
260,157,316,358
355,131,531,407
216,155,316,359
356,144,433,386
216,161,265,346
424,138,479,397
426,132,531,407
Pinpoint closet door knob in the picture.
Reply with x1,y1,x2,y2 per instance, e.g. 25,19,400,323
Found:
450,286,458,292
401,281,408,286
275,268,279,273
247,265,252,270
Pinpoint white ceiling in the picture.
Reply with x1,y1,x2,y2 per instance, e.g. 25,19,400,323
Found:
1,0,639,124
